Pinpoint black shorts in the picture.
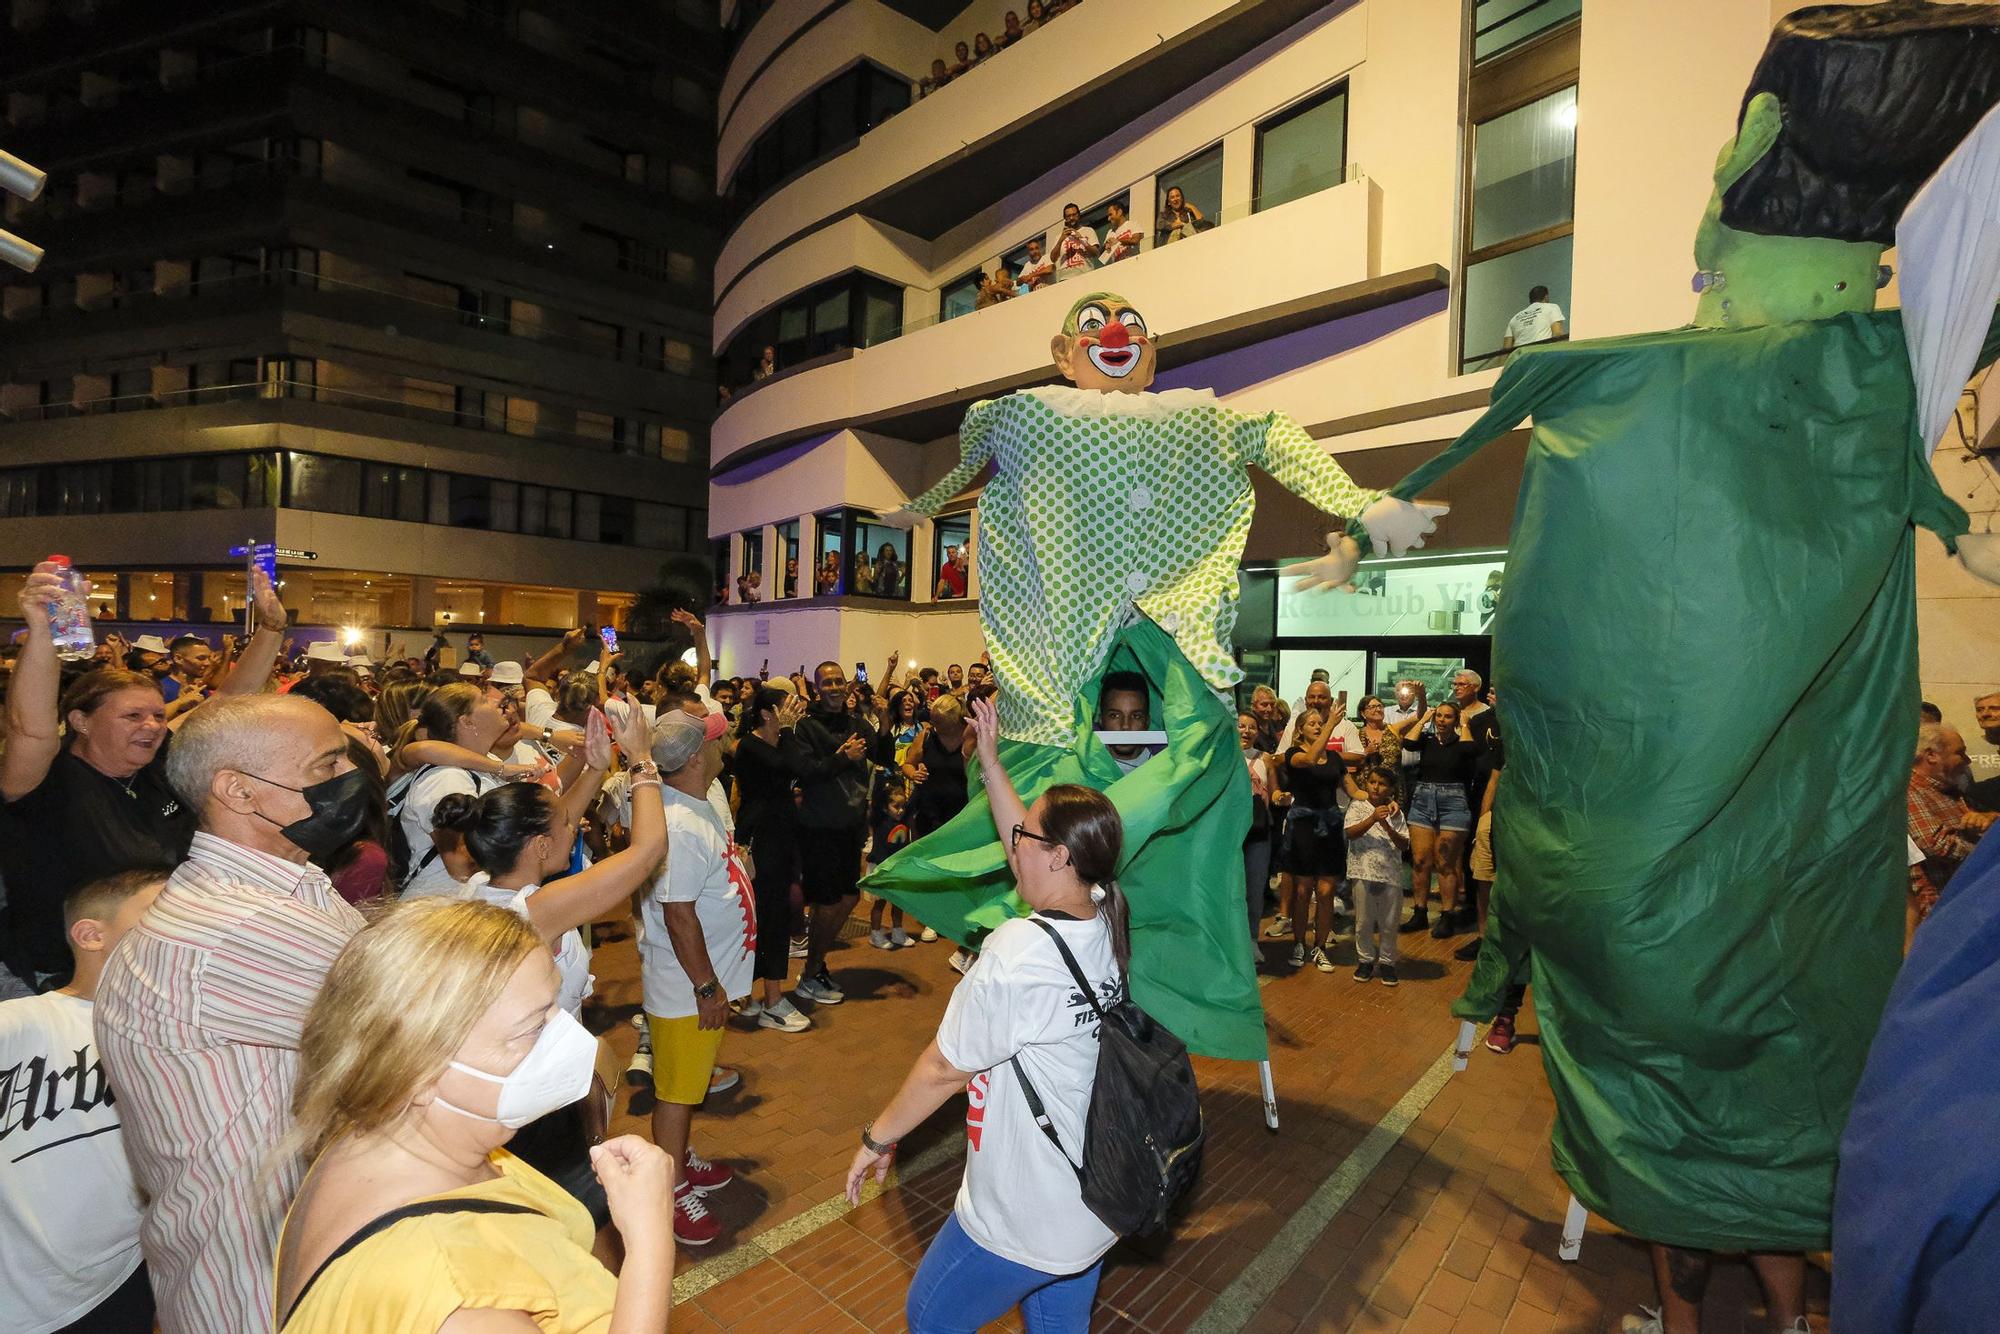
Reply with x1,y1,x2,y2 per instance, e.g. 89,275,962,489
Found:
799,824,866,906
1282,811,1346,878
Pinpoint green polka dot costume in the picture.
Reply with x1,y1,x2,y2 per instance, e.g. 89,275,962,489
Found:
907,384,1383,747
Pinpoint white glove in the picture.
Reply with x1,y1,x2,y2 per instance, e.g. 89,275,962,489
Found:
1359,497,1449,557
1286,532,1363,594
1959,533,2000,587
876,506,922,531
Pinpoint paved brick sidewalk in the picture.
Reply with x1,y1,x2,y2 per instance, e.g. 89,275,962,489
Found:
583,911,1828,1333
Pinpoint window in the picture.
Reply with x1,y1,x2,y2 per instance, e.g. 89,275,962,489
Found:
722,271,906,383
740,528,763,593
1474,0,1581,65
774,519,800,597
940,269,982,323
1461,83,1577,369
933,514,972,598
361,464,427,522
1156,143,1223,245
853,517,910,599
446,475,492,528
287,452,362,513
726,64,910,202
1254,86,1348,213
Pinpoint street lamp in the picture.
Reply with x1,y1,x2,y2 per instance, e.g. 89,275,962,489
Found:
0,148,48,274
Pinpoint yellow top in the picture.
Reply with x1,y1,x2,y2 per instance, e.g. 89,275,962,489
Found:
277,1149,616,1333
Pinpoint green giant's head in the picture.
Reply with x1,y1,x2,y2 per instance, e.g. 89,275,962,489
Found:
1691,93,1886,329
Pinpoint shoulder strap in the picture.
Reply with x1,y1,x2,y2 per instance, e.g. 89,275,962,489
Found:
1026,915,1108,1022
1010,1054,1083,1182
283,1199,541,1325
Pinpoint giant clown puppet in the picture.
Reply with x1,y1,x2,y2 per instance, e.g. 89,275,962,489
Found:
865,291,1444,1059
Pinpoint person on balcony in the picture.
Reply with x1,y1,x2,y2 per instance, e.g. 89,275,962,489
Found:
1157,186,1206,246
1050,203,1101,281
1100,201,1143,264
1015,239,1054,293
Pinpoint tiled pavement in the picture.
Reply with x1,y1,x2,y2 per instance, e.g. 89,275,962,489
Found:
581,911,1829,1333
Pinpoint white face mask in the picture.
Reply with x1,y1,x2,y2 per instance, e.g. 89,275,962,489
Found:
433,1007,597,1129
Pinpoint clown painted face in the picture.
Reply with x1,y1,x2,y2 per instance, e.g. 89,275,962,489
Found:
1051,294,1157,394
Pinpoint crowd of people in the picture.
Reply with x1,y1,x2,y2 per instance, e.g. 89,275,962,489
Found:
14,538,1993,1331
917,0,1082,98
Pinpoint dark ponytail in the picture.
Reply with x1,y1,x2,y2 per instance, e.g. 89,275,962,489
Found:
736,685,790,740
430,782,556,877
1039,784,1130,973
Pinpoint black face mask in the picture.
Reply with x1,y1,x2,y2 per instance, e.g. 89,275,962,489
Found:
243,767,376,862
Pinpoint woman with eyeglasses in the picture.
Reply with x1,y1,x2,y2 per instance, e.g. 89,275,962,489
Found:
845,695,1129,1334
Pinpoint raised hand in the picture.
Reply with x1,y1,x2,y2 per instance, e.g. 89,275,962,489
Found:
609,698,653,763
583,706,613,770
16,559,65,636
969,694,1001,764
1287,532,1363,594
777,695,807,730
591,1135,675,1248
249,564,288,629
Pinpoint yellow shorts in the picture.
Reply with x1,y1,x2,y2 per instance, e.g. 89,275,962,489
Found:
645,1013,728,1106
1469,811,1496,882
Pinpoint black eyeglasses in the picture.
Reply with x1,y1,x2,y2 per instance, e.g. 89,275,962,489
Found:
1011,824,1060,850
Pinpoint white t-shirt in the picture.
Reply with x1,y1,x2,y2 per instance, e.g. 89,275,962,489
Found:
1505,300,1564,347
0,991,144,1333
639,785,756,1018
396,766,496,897
1344,801,1410,885
523,687,559,730
1052,226,1098,271
467,875,594,1018
937,912,1122,1274
1276,710,1364,758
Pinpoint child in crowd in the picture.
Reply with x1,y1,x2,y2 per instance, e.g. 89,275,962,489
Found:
1344,765,1410,985
867,782,917,948
0,868,167,1333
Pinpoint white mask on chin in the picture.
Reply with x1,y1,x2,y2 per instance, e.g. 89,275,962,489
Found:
433,1007,597,1129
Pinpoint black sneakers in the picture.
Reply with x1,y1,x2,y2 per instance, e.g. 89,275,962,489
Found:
1352,959,1374,983
1378,963,1399,987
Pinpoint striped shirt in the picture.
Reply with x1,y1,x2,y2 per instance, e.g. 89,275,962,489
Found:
94,832,364,1334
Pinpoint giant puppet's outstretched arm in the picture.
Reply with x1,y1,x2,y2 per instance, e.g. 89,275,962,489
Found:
882,400,1000,527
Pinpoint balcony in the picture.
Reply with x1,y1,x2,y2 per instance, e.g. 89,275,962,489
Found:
711,178,1448,473
714,0,1337,299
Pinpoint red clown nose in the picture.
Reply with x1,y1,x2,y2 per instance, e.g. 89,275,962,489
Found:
1095,319,1132,349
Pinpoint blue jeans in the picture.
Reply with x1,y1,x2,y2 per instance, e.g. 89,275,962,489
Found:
1409,781,1473,832
906,1212,1104,1334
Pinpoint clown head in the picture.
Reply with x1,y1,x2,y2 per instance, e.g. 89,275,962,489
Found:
1050,291,1157,394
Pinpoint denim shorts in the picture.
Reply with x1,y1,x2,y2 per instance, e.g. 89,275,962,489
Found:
1409,781,1473,833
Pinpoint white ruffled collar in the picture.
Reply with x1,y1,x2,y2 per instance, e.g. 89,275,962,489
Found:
1020,385,1219,420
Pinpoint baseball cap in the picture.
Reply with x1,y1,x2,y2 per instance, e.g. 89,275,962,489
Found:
649,709,727,773
489,661,524,686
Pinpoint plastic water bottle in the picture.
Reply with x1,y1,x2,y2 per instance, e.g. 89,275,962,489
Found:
44,555,96,661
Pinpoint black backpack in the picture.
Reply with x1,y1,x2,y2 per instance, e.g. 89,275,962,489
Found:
1010,915,1205,1237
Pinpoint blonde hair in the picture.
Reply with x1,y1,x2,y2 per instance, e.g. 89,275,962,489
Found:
289,898,541,1159
928,693,965,726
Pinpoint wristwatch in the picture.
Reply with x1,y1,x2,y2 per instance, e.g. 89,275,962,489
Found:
693,979,721,1001
861,1121,898,1155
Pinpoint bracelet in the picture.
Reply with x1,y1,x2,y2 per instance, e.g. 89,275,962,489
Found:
628,778,662,792
860,1121,898,1155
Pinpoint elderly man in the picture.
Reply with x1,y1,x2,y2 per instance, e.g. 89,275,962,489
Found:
1451,668,1495,741
1965,690,2000,813
639,709,754,1247
1907,722,1996,934
94,695,368,1333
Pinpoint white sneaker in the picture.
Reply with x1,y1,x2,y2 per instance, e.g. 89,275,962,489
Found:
1287,943,1306,968
891,928,913,948
736,997,765,1021
788,935,808,959
624,1018,653,1088
1312,947,1336,973
948,949,974,976
919,927,939,943
1619,1309,1665,1334
869,929,892,950
1264,915,1292,938
797,973,845,1005
758,997,813,1032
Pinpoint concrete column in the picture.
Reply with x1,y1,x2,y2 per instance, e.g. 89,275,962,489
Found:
759,523,778,603
911,518,935,605
727,533,744,604
1130,173,1158,245
184,572,208,622
411,576,439,627
798,513,817,599
115,572,134,621
575,589,600,630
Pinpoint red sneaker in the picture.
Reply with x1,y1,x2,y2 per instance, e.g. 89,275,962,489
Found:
682,1146,735,1194
1485,1015,1516,1054
674,1182,722,1246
